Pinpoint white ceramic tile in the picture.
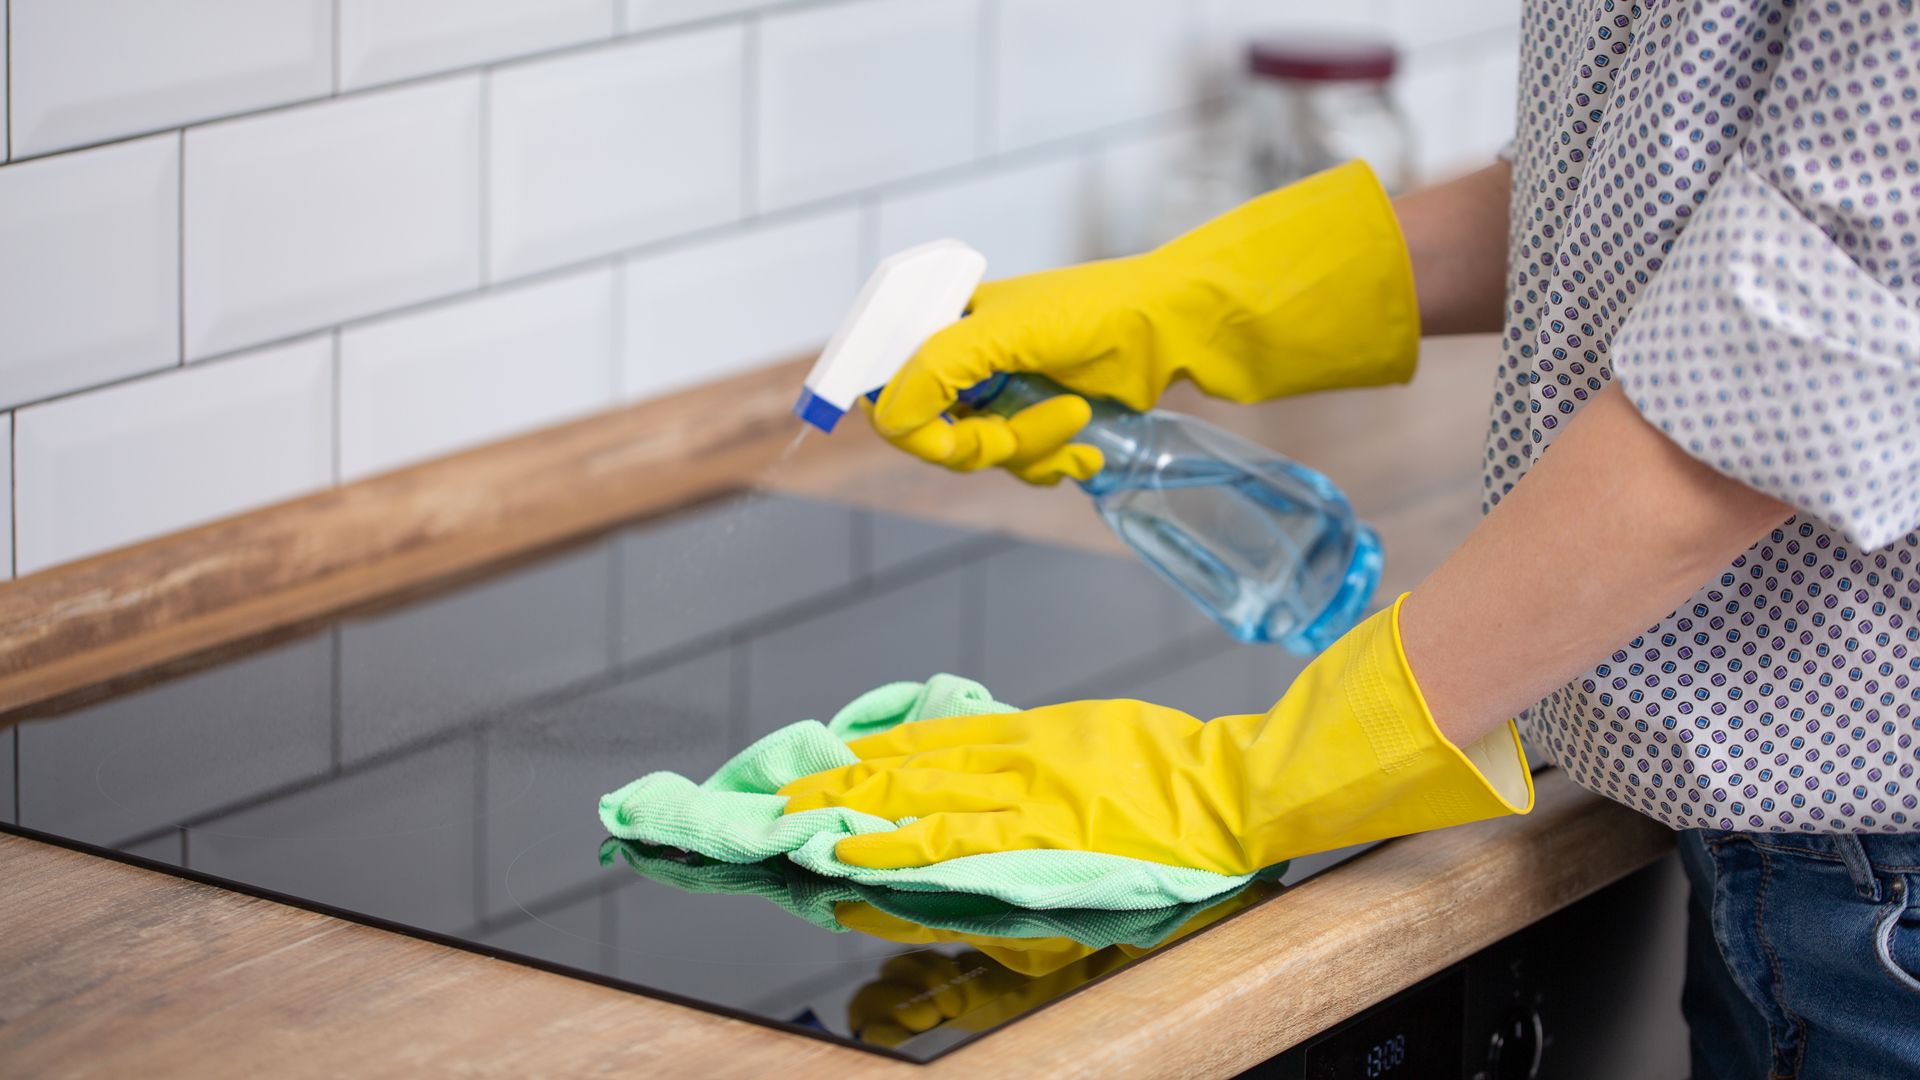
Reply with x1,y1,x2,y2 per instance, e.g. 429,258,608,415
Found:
338,266,615,481
873,154,1092,280
184,75,482,360
622,0,769,32
1384,0,1520,52
0,134,179,409
0,414,11,579
993,0,1195,152
1461,31,1522,159
13,336,334,575
1391,56,1472,182
9,0,331,158
620,209,859,400
1191,0,1386,84
488,27,744,281
1089,122,1194,256
337,0,614,91
756,0,981,211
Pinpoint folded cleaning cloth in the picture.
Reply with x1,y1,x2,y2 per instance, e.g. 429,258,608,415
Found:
597,674,1263,910
599,837,1278,948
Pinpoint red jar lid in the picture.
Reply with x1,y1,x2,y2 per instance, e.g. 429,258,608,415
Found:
1248,35,1397,82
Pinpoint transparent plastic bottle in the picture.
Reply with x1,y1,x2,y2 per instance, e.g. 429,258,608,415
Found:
957,373,1382,654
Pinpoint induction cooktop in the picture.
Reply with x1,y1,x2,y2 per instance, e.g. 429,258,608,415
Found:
0,491,1373,1062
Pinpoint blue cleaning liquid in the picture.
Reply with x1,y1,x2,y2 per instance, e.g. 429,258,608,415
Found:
957,373,1381,654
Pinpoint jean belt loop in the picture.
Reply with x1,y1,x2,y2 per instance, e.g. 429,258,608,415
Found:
1835,835,1882,903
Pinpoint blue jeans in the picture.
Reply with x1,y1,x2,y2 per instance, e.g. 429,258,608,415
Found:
1680,829,1920,1079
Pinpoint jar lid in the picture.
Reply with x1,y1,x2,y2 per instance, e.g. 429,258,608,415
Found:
1248,35,1397,82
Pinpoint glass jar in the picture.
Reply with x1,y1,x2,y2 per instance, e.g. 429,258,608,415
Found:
1246,35,1412,195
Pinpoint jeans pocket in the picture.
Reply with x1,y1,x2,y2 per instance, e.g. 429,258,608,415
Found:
1873,875,1920,994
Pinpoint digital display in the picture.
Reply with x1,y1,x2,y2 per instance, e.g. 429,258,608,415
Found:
1304,968,1464,1080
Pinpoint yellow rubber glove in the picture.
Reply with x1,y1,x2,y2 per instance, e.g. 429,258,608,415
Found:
779,595,1531,875
841,882,1281,1045
870,159,1419,484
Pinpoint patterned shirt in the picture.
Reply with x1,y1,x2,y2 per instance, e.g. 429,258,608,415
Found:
1495,0,1920,832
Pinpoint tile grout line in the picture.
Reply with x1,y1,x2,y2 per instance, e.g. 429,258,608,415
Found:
0,8,823,167
477,71,491,285
0,0,1355,167
329,0,342,95
0,105,1192,415
176,129,187,366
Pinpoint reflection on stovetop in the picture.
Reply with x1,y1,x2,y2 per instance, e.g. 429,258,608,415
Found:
2,492,1358,1062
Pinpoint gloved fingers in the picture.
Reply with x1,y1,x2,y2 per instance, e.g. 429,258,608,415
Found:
834,810,1025,870
849,973,947,1037
870,411,1019,473
871,305,1026,437
779,759,1029,818
854,1016,919,1049
1010,443,1104,486
842,710,1033,760
831,903,1098,977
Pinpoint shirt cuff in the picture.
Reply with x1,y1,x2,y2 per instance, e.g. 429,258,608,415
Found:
1610,153,1920,551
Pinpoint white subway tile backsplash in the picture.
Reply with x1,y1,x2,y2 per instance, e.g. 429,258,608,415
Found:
755,0,981,211
993,0,1195,152
1392,56,1474,181
622,0,766,32
13,337,334,575
1197,0,1388,39
337,0,615,92
1383,0,1521,52
874,154,1092,279
1,413,12,579
1089,122,1193,257
1461,33,1521,158
0,134,179,409
488,27,744,281
338,266,616,481
184,76,483,361
620,209,859,400
9,0,331,158
2,1,9,159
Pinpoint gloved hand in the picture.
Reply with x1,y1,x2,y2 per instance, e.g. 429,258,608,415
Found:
870,159,1419,484
779,595,1531,875
839,880,1281,1046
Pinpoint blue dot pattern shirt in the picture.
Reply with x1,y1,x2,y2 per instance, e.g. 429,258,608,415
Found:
1498,0,1919,831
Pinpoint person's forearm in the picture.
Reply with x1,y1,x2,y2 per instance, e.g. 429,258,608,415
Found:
1397,384,1794,747
1392,161,1514,335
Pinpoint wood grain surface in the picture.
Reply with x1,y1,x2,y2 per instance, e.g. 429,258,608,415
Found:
0,772,1671,1079
0,335,1680,1076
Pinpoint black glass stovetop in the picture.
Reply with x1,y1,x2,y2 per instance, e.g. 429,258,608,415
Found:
0,492,1371,1062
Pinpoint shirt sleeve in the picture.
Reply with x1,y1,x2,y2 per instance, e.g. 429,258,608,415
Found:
1609,3,1920,551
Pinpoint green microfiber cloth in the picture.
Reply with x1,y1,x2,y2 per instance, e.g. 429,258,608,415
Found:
599,838,1273,949
597,674,1261,910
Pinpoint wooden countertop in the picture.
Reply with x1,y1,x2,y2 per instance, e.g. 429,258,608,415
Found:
0,336,1676,1077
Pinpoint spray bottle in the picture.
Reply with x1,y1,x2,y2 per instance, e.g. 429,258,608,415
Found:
794,241,1380,655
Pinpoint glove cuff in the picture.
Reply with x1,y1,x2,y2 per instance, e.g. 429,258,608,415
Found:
1366,594,1534,820
1227,594,1533,871
1158,159,1422,402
